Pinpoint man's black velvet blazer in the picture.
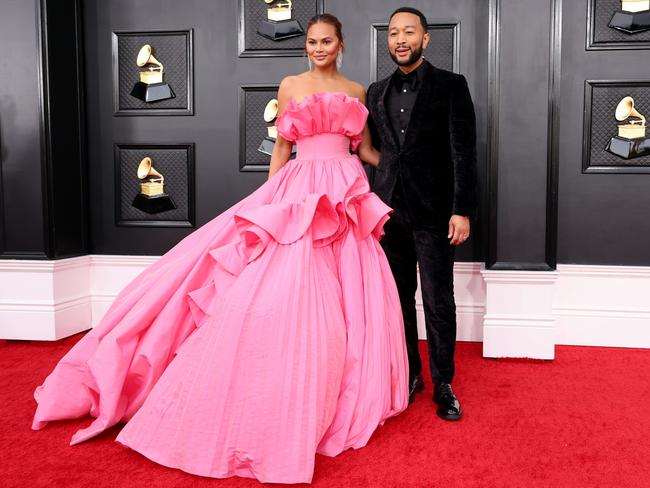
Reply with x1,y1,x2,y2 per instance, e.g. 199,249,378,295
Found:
367,61,478,226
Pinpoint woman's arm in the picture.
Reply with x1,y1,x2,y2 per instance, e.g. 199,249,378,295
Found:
357,124,380,167
268,135,292,179
354,87,380,167
268,77,294,180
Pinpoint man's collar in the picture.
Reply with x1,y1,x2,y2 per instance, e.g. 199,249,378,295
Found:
392,59,426,90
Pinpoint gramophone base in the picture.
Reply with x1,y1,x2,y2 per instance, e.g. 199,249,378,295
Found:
132,193,177,214
257,19,304,41
257,137,297,156
605,135,650,159
130,82,176,103
608,10,650,34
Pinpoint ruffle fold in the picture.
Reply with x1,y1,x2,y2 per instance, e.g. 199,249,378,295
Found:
186,175,391,323
276,92,368,151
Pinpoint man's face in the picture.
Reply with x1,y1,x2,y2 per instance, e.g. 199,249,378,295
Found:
387,12,429,67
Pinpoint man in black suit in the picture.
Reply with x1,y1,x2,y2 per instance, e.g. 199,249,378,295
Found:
367,7,477,420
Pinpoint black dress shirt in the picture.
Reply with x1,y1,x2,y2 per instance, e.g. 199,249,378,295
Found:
386,61,426,148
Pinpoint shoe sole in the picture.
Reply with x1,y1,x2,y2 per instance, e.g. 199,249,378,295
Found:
436,409,463,421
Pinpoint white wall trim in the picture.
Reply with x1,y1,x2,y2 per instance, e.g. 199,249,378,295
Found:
0,255,156,340
480,269,559,359
553,264,650,349
1,258,649,352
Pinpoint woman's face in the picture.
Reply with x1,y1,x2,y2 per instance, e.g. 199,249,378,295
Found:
306,22,342,69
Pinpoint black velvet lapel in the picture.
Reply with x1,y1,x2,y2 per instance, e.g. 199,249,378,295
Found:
402,61,437,149
374,76,399,152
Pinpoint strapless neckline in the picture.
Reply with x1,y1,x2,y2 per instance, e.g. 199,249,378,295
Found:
275,91,369,151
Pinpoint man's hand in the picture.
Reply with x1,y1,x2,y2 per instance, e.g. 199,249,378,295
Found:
448,215,470,246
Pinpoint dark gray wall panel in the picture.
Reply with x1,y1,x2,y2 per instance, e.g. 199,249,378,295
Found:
0,0,88,260
558,0,650,265
41,0,89,258
490,0,555,267
0,0,46,257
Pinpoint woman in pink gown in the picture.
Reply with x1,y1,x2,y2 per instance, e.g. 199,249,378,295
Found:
32,14,408,484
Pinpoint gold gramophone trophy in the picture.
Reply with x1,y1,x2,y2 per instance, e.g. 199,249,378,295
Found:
609,0,650,34
605,96,650,159
257,98,297,156
130,44,175,102
257,0,304,41
131,157,177,213
258,98,280,155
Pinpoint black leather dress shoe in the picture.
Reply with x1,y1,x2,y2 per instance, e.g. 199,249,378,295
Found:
408,374,424,403
433,383,463,420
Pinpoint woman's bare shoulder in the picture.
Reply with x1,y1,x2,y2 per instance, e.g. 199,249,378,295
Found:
279,72,315,97
341,78,366,101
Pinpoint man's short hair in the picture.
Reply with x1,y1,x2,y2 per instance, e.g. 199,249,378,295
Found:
389,7,428,32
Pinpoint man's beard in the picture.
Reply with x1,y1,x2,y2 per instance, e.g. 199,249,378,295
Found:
389,43,424,67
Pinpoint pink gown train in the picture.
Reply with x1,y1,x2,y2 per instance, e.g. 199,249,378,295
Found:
32,92,408,484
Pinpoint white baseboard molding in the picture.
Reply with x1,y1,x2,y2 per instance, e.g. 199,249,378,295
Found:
554,264,650,348
480,269,558,358
483,315,555,359
0,255,156,340
1,258,649,353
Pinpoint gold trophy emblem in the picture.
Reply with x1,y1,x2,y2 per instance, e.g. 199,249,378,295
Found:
258,98,279,155
267,0,292,21
606,96,650,159
130,44,175,102
131,157,177,213
609,0,650,34
257,0,304,41
622,0,650,12
616,96,646,139
257,97,297,157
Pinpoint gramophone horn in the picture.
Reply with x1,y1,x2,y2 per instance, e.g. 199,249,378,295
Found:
136,44,163,69
615,96,645,124
137,157,152,179
137,157,164,182
264,99,279,122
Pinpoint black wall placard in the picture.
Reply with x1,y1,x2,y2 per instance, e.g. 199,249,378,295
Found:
239,84,281,171
583,80,650,173
112,30,193,115
114,143,195,226
238,0,324,57
587,0,650,50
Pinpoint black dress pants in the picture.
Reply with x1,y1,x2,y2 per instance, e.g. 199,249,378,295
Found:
381,200,457,386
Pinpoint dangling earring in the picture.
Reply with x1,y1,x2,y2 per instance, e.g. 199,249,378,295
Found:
336,51,343,70
307,55,313,70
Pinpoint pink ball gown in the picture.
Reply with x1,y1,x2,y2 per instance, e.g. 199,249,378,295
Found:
32,91,408,484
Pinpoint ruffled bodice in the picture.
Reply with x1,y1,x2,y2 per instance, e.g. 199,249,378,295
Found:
276,91,368,152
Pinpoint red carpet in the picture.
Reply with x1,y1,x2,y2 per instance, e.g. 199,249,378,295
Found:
2,334,649,487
